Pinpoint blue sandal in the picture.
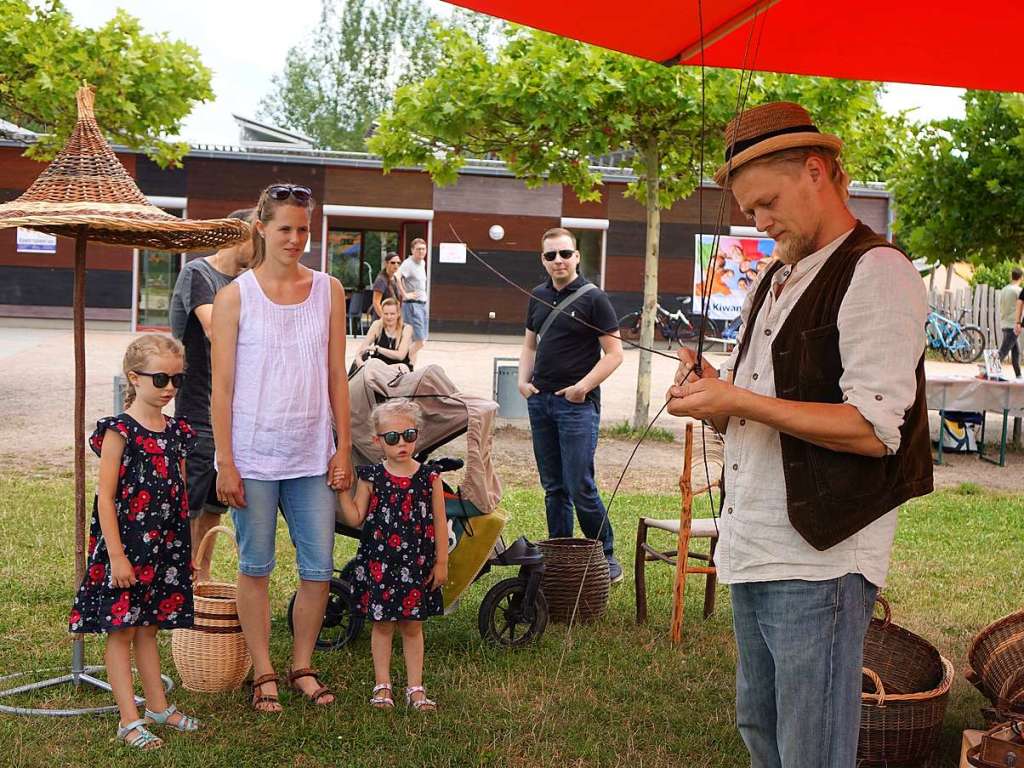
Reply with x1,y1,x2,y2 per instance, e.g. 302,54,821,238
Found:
145,704,201,732
117,718,163,750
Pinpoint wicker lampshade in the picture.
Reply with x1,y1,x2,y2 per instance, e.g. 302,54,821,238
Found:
0,86,248,250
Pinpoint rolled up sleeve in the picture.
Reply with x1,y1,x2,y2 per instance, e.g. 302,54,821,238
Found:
837,247,928,454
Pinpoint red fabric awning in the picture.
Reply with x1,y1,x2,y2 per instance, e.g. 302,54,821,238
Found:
447,0,1024,92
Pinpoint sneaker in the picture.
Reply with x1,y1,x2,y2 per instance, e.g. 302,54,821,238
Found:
606,555,623,585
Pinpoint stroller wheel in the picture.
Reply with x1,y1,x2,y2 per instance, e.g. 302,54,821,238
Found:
478,577,549,648
287,576,365,650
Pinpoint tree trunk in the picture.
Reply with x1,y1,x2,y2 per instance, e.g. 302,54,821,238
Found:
632,140,660,430
944,262,954,290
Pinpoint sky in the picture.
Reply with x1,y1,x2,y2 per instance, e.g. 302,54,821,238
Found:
60,0,967,146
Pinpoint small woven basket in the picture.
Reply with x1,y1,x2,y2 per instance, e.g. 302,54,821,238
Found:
966,608,1024,717
538,538,610,624
171,526,251,692
857,597,953,766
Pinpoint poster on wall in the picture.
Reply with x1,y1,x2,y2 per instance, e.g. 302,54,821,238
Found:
16,227,57,254
692,234,776,320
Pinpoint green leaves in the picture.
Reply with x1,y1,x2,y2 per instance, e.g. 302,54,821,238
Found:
0,0,212,167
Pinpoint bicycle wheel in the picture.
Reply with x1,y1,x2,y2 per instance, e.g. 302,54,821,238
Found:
617,311,641,343
951,326,986,364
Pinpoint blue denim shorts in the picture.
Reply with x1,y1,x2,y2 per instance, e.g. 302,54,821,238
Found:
402,301,429,341
230,474,336,582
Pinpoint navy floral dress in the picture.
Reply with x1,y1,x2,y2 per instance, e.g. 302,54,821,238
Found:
68,414,196,633
352,463,444,621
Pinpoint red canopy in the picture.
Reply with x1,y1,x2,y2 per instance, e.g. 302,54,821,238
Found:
447,0,1024,93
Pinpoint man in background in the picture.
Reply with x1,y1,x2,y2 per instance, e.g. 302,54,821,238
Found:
997,267,1023,377
399,238,429,365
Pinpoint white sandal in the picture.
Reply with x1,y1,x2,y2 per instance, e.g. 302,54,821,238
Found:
117,718,163,750
405,685,436,711
370,682,394,709
145,704,200,732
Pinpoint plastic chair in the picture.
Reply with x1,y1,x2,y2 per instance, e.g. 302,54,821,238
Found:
346,291,365,336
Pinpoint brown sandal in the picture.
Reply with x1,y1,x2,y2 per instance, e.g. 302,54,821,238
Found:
251,673,282,713
287,668,334,706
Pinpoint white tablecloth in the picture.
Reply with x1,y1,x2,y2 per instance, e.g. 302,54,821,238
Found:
926,375,1024,414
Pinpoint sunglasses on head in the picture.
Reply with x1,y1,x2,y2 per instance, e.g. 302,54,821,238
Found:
377,428,419,446
266,184,312,203
542,249,575,262
133,371,186,389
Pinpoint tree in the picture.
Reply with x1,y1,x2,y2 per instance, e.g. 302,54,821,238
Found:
892,91,1024,278
0,0,213,167
370,26,902,426
259,0,500,151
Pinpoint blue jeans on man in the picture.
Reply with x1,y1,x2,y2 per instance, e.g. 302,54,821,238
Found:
527,392,613,557
730,573,878,768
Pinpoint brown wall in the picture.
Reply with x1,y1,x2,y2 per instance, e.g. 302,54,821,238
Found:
324,167,433,209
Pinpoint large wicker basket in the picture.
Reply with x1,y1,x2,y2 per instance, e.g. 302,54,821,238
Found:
857,597,953,766
538,538,610,624
171,526,251,692
966,608,1024,716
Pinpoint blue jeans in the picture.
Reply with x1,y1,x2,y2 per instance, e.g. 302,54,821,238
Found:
730,574,878,768
527,392,613,556
230,474,336,582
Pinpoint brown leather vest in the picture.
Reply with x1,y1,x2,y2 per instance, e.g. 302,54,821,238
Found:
734,221,933,551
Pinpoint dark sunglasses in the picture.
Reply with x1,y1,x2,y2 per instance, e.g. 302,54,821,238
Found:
387,259,401,266
133,371,186,389
542,249,576,262
267,184,312,203
376,428,419,446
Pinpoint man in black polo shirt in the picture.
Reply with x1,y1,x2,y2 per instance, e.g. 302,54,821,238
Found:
169,207,253,582
518,227,625,582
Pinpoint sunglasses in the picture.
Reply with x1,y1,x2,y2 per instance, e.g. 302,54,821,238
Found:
133,371,186,389
376,428,419,446
266,184,312,203
387,259,401,266
542,249,576,262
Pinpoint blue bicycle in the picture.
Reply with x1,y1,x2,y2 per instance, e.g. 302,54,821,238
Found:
926,306,986,363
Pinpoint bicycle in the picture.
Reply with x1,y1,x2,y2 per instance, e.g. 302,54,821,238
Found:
617,296,719,349
926,305,986,363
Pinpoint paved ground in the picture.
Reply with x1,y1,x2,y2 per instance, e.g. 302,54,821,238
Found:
1,321,1021,492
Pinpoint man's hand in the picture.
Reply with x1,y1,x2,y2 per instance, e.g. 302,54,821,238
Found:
556,383,589,404
1016,322,1022,337
666,377,743,420
518,381,539,399
674,347,719,386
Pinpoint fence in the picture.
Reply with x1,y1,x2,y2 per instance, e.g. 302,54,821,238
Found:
928,284,1000,348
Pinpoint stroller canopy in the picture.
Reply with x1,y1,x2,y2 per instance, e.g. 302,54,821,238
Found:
349,359,502,514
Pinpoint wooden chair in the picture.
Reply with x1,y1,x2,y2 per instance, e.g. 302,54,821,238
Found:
634,422,723,643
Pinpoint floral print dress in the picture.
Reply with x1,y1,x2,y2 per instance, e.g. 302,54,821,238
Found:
68,414,196,633
352,463,444,621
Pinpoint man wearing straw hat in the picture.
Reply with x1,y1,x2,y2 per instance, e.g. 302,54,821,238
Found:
667,102,933,767
170,208,254,582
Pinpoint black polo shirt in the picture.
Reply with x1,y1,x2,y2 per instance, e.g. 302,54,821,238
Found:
526,276,618,406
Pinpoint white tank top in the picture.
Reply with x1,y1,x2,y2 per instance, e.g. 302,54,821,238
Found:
230,268,334,480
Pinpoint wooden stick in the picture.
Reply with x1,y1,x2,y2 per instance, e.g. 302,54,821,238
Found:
671,424,695,644
73,226,87,585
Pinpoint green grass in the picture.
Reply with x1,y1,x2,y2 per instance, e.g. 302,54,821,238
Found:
600,420,676,443
0,474,1022,767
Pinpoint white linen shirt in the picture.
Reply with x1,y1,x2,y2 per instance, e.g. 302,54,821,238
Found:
714,228,928,588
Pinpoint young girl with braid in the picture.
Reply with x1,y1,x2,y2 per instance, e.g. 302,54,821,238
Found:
68,334,200,750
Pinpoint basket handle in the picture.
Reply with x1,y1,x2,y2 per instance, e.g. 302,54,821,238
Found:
862,666,887,707
193,525,239,582
872,594,892,629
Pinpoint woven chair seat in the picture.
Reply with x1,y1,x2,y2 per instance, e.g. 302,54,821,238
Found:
640,517,719,538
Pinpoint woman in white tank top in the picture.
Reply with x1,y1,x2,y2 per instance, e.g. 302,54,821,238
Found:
211,184,352,711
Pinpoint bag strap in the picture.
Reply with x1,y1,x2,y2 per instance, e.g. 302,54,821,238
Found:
537,282,597,342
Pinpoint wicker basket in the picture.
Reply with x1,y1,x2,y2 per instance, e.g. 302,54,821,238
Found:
967,609,1024,716
538,538,610,624
857,597,953,766
171,526,251,692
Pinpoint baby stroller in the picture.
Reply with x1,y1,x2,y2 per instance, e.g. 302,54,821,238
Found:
287,359,548,649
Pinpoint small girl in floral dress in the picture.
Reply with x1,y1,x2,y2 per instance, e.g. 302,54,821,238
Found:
68,334,199,750
337,399,448,711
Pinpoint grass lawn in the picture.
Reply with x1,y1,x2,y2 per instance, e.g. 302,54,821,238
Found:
0,473,1021,767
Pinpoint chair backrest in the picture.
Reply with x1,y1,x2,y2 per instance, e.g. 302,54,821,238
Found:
346,292,363,317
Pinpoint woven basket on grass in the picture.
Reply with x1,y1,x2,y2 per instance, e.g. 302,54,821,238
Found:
966,608,1024,716
857,597,953,766
538,538,609,624
171,526,251,693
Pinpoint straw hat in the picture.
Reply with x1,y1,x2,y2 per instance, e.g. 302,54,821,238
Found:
0,86,249,250
714,101,843,187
